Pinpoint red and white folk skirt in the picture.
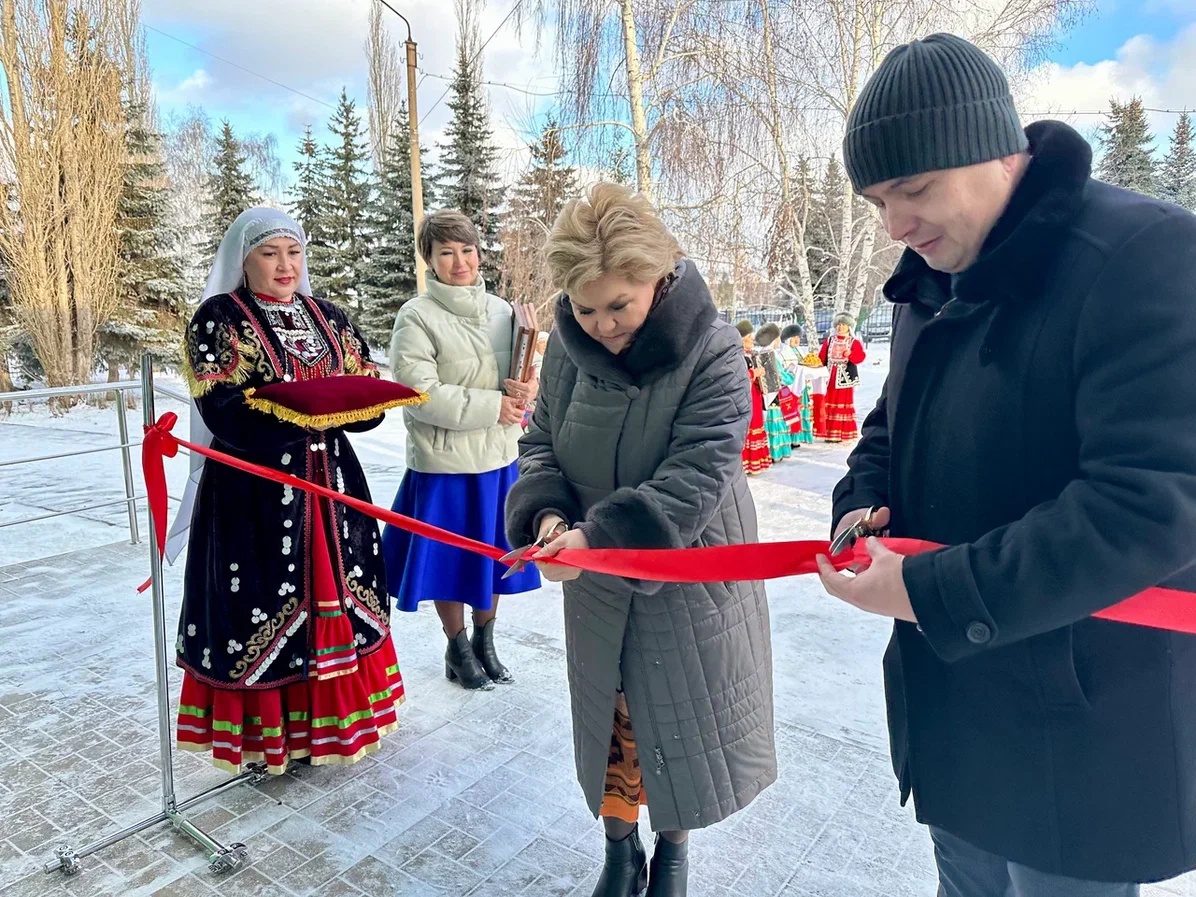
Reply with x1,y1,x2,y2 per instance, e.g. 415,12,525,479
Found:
822,379,859,442
177,499,404,775
742,377,772,475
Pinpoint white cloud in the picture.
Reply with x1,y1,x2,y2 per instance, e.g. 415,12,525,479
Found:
143,0,561,181
1017,24,1196,148
153,68,213,106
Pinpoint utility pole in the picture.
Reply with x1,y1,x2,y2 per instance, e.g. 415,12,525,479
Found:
376,1,427,294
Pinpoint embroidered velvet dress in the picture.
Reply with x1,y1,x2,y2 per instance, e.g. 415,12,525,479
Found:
175,286,403,774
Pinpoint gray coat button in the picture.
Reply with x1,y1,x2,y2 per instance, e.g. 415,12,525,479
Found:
626,386,641,399
966,622,992,644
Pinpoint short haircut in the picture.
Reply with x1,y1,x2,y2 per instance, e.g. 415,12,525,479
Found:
544,182,682,298
417,210,481,267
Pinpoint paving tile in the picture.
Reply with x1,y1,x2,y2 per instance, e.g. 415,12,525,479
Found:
2,514,1195,897
400,847,482,894
148,872,218,897
339,855,421,894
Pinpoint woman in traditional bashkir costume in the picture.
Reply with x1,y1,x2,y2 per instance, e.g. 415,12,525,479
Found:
173,208,406,774
778,324,815,448
818,312,866,442
754,322,795,462
736,321,772,475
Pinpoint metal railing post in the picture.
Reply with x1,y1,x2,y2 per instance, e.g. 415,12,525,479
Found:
140,356,177,814
116,385,140,544
7,363,267,879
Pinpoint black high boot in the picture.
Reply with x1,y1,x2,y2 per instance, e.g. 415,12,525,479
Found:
592,827,647,897
646,835,688,897
444,629,493,690
470,619,513,684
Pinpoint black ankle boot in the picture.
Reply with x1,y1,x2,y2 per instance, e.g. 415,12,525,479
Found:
646,835,688,897
592,828,647,897
445,629,493,690
470,619,513,684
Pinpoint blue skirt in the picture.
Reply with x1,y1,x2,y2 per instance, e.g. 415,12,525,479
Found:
382,462,541,612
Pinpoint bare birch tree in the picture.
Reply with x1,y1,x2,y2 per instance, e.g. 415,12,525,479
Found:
518,0,723,201
0,0,127,388
366,2,404,175
665,0,1089,321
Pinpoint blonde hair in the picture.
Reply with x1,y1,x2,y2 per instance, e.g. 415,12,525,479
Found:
544,182,682,298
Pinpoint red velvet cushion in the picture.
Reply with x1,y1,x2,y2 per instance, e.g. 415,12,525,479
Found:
246,375,426,428
252,375,423,414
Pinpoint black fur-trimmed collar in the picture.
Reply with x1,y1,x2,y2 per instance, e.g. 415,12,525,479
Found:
554,259,718,386
884,120,1093,310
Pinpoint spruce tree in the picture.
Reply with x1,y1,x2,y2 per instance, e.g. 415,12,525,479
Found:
1097,97,1157,196
807,158,844,305
205,120,256,260
101,101,189,371
499,122,578,313
607,146,633,185
512,120,578,226
359,106,423,348
435,34,505,287
776,155,814,308
1160,112,1196,212
307,90,374,319
290,125,326,242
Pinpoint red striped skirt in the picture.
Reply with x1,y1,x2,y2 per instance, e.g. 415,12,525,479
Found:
177,497,404,774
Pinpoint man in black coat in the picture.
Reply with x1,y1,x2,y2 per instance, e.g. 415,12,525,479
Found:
818,33,1196,896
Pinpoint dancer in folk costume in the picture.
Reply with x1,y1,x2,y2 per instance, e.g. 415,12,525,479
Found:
174,208,408,774
818,312,866,442
755,323,794,462
737,320,771,475
778,324,815,447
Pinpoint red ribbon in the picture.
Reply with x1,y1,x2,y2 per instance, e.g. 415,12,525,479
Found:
139,414,1196,635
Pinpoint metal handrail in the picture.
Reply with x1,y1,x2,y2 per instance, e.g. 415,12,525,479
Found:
0,380,141,403
1,379,148,543
0,441,140,468
14,357,265,878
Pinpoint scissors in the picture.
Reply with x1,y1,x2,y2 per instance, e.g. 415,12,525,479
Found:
500,521,570,579
829,506,884,556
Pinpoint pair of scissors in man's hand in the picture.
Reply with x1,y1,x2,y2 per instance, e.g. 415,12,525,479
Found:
828,506,887,557
500,520,570,579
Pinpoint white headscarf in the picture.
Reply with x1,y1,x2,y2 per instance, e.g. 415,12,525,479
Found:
165,208,311,564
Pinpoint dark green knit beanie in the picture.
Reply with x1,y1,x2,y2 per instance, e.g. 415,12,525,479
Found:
843,33,1028,193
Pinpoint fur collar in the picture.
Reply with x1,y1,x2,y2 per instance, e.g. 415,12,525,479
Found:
885,120,1093,310
554,260,718,386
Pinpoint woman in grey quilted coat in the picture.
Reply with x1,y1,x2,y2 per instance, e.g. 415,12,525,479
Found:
505,183,776,897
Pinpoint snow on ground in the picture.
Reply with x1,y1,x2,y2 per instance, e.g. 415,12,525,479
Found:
2,346,1194,895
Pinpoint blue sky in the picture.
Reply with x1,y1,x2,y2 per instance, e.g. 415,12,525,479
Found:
1051,1,1189,67
141,0,1196,189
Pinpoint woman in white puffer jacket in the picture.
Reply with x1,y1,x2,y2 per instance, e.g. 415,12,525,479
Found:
382,210,540,690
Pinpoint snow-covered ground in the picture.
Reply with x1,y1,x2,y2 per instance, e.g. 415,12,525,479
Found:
5,347,1189,896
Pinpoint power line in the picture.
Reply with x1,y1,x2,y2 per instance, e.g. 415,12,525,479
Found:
419,0,526,127
144,22,1196,129
145,25,337,111
1022,107,1192,116
416,67,558,98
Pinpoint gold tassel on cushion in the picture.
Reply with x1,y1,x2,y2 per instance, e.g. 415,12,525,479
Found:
243,389,427,430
